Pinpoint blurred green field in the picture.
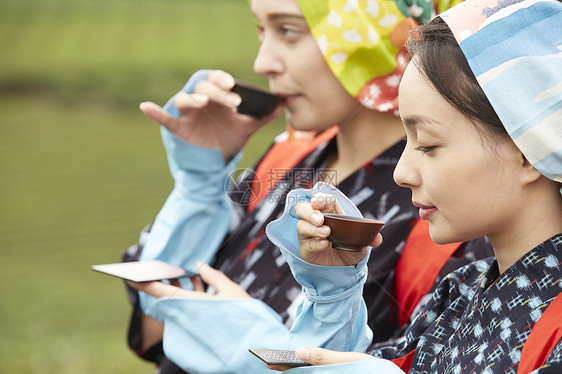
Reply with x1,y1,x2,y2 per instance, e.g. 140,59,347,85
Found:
0,0,284,372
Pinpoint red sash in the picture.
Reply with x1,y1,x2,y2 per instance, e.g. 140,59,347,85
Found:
391,219,463,372
395,218,463,326
391,349,416,372
248,126,339,212
517,291,562,374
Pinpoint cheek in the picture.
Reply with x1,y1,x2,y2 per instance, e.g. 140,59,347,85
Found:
297,44,345,99
437,152,516,229
296,77,356,127
290,40,329,83
421,148,490,221
436,140,499,199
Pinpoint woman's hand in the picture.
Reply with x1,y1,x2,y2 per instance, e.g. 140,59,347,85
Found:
127,262,251,300
129,262,249,351
295,193,381,266
267,347,374,371
139,70,283,162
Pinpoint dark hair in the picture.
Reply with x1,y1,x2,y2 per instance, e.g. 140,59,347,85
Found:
406,17,507,137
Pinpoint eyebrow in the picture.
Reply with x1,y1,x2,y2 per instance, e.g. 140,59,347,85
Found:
270,14,305,22
253,12,306,23
401,115,444,127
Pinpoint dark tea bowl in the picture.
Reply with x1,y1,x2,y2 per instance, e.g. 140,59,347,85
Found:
322,213,385,252
232,80,284,118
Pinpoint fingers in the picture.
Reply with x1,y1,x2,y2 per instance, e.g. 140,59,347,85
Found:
295,199,324,225
128,263,250,300
296,219,330,243
193,70,241,110
294,193,344,223
173,92,211,118
139,101,187,133
196,262,251,299
128,279,216,300
295,198,332,254
196,262,229,292
265,364,292,371
371,233,383,247
295,194,339,254
295,347,374,366
190,274,205,293
207,70,235,90
294,192,344,231
127,280,185,299
310,193,345,215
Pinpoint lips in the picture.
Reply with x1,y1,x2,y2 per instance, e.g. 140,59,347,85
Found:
283,95,300,106
272,92,298,106
413,201,437,220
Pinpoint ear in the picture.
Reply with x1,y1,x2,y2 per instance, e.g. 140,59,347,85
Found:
518,152,543,186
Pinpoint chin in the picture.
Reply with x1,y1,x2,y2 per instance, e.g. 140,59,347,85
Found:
285,112,302,130
292,119,334,133
287,118,317,132
428,225,464,245
286,109,332,132
429,234,454,245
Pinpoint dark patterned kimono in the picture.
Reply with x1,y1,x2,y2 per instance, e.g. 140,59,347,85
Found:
124,137,492,373
373,233,562,373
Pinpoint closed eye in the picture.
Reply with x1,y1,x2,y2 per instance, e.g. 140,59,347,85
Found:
415,145,437,154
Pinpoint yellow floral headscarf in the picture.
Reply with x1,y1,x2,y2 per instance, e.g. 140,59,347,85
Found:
297,0,462,114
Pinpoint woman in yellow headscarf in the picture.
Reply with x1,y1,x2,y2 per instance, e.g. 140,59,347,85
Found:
124,0,490,373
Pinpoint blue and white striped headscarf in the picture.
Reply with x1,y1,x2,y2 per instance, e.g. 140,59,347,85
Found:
441,0,562,194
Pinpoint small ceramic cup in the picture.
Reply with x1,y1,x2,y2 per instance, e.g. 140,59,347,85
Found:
231,80,284,118
322,213,384,252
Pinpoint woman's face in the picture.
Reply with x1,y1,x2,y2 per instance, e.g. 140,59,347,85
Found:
251,0,359,131
394,60,524,245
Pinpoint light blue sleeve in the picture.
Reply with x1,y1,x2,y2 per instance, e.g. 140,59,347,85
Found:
158,294,403,374
157,298,289,373
265,182,374,353
140,183,373,374
153,285,373,373
139,70,242,319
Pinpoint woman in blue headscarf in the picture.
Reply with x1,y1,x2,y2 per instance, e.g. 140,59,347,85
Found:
266,0,562,372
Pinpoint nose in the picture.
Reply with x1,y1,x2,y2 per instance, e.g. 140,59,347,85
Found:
393,147,420,189
253,36,284,78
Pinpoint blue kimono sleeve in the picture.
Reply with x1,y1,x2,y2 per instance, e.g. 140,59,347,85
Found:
143,183,376,373
153,285,378,373
160,297,402,374
139,70,242,319
156,298,289,373
265,182,374,353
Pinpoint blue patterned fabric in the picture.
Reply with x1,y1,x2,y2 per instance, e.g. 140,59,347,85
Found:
441,0,562,193
278,234,562,373
369,234,562,373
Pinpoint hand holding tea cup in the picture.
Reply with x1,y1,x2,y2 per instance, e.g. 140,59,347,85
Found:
295,193,383,266
139,70,283,163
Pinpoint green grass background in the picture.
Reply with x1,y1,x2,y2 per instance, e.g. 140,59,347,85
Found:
0,0,284,372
